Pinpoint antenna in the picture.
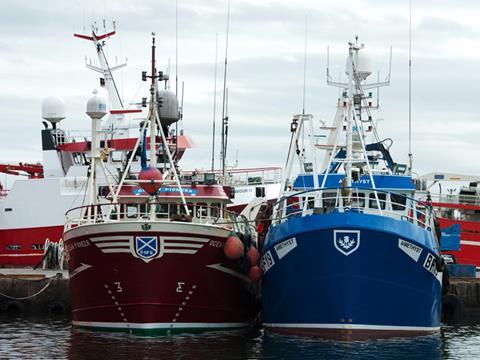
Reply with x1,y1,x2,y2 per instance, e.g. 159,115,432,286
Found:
175,0,179,96
408,0,413,174
211,33,219,171
221,0,231,177
302,15,308,115
180,81,185,135
224,87,229,169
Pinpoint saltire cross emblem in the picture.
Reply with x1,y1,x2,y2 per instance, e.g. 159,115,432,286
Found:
134,236,161,262
333,230,360,256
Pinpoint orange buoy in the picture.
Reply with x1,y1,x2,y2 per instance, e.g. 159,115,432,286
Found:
138,166,162,195
248,265,263,282
247,247,260,266
224,235,244,260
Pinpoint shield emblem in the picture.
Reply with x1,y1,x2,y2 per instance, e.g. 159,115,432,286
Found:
334,230,360,256
134,236,161,262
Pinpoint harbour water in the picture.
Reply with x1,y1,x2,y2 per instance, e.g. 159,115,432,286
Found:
0,316,479,359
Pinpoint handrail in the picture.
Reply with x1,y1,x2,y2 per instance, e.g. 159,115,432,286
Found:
417,191,480,207
272,186,436,231
64,202,255,235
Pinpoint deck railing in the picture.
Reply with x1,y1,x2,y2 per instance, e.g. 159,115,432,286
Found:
417,191,480,207
65,202,254,235
273,187,436,231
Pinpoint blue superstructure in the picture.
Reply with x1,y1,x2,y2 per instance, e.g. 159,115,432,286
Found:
260,38,443,339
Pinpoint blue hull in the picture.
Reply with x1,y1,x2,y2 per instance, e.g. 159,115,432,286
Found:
261,212,442,339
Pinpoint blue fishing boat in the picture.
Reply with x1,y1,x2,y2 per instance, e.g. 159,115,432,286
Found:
260,38,444,339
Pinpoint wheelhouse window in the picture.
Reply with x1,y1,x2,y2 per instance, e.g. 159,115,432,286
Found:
322,192,337,208
126,204,138,219
369,193,386,209
156,203,169,218
390,194,407,211
351,192,365,208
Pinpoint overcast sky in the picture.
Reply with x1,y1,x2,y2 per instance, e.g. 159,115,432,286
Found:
0,0,479,184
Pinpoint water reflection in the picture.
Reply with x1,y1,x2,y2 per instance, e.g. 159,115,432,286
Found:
68,328,263,360
0,316,479,360
260,331,443,360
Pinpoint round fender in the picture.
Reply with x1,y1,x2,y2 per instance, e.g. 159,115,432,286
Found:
3,300,25,314
48,301,70,315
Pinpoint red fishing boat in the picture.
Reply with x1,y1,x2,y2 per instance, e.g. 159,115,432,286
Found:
63,33,260,334
419,172,480,271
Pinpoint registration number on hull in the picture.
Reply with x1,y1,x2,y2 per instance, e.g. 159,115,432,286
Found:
259,250,275,274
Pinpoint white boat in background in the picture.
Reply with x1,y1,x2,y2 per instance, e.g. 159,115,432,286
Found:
0,24,281,268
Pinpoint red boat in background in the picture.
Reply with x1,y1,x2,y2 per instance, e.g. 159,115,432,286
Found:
419,172,480,271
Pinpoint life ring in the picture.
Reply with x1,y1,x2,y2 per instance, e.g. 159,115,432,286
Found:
442,293,466,323
2,300,25,314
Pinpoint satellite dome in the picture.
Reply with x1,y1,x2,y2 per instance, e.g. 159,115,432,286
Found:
157,90,180,127
345,51,372,80
86,89,108,120
42,96,66,123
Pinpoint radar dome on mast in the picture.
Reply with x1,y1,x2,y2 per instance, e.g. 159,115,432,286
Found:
157,89,180,127
86,89,108,120
345,43,372,81
42,96,67,124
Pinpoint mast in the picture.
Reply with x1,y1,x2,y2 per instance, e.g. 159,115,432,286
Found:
345,41,356,189
220,0,231,177
150,33,157,168
211,34,219,171
408,0,413,175
302,16,308,115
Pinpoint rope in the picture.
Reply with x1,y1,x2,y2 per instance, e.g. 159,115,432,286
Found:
0,275,58,300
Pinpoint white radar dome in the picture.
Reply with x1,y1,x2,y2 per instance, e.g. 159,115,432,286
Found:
345,51,372,81
42,96,67,123
86,89,108,120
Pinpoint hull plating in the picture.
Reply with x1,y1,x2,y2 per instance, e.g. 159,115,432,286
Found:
64,222,256,333
261,212,442,338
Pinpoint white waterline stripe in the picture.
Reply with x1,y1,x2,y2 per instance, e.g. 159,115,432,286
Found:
73,321,250,329
263,323,440,332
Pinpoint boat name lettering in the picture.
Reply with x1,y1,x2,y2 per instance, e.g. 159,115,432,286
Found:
133,187,198,196
235,188,252,194
338,179,371,185
274,237,297,259
159,187,198,195
398,239,423,262
74,240,90,249
423,253,438,276
208,240,223,248
259,251,275,273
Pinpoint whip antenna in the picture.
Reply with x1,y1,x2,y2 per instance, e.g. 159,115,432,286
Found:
221,0,231,177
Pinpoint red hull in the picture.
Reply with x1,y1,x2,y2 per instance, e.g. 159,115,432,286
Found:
439,217,480,268
64,222,256,333
0,225,63,267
